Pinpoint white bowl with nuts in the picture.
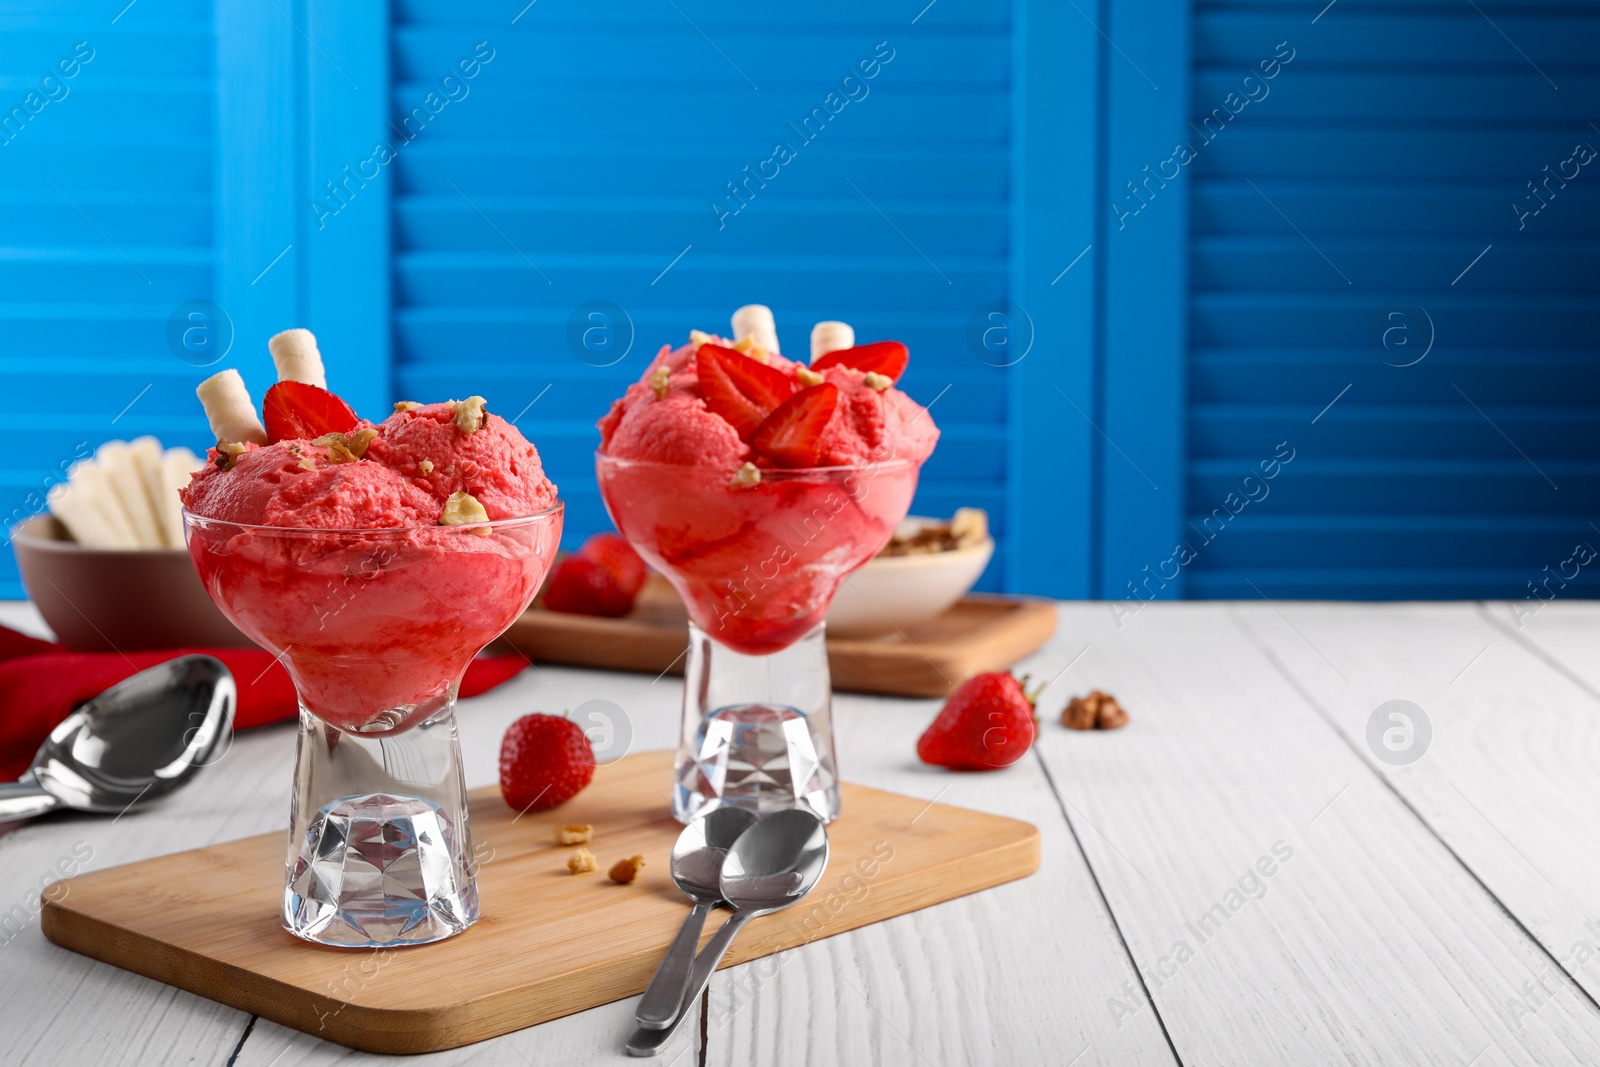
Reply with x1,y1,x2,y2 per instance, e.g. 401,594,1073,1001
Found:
825,509,994,639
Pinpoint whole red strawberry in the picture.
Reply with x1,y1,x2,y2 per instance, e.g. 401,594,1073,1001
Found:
499,713,596,812
578,532,647,597
916,672,1039,770
542,555,634,617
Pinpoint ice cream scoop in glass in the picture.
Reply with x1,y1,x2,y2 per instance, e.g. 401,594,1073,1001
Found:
184,504,562,947
596,453,919,824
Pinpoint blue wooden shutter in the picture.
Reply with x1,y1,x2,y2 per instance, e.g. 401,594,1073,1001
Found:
0,0,217,596
390,0,1020,589
1182,0,1600,599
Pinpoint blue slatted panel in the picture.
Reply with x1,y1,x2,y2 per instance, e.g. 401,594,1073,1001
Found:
0,0,217,596
390,0,1013,589
1184,0,1600,600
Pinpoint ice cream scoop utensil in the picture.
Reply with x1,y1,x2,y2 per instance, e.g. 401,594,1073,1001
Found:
0,656,235,824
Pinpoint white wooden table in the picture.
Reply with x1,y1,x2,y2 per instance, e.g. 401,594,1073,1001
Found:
3,599,1598,1066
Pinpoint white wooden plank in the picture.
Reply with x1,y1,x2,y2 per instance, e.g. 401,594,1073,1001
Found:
1482,599,1600,699
1237,599,1600,1021
705,613,1179,1067
1032,602,1600,1066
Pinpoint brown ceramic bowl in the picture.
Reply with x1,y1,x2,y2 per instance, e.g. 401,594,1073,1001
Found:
10,514,251,651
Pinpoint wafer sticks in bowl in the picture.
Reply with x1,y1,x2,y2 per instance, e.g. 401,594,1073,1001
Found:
45,437,205,549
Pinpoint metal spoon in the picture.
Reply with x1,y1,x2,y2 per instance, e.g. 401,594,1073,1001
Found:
626,809,829,1056
636,806,759,1028
0,655,235,824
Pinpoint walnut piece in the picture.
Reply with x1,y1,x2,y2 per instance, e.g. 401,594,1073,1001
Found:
556,824,592,845
567,847,597,874
649,364,672,400
796,367,824,387
214,441,248,471
440,490,490,533
689,329,715,349
311,431,372,464
864,371,892,392
878,509,990,558
608,855,646,884
419,459,434,475
729,462,762,489
453,396,488,435
393,400,421,413
1062,690,1129,731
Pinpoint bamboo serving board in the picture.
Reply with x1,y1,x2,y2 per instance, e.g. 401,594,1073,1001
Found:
501,577,1058,698
41,750,1039,1055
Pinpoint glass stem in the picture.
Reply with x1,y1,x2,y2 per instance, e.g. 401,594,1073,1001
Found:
674,621,841,824
283,685,477,947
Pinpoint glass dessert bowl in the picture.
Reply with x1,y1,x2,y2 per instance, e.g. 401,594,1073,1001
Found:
596,452,920,824
184,504,562,947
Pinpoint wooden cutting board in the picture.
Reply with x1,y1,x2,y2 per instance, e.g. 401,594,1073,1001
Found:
41,750,1039,1055
500,577,1058,698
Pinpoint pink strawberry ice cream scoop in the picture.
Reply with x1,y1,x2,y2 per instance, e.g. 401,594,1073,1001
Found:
183,400,557,527
182,392,562,730
594,323,938,654
597,334,938,469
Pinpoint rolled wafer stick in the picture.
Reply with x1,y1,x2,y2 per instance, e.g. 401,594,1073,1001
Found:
158,446,204,547
268,328,327,389
196,368,267,445
128,435,167,543
66,459,138,547
97,441,164,548
731,304,780,356
809,321,855,363
47,481,126,549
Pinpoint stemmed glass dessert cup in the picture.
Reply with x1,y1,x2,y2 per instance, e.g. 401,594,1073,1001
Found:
183,504,562,948
595,452,921,824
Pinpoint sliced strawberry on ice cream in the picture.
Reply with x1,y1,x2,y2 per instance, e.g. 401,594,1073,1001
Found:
751,383,839,468
810,341,909,382
262,381,359,444
696,343,798,440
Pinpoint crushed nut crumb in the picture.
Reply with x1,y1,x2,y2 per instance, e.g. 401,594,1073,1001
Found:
864,371,892,392
608,855,646,884
557,824,593,845
1062,690,1129,731
567,848,597,875
393,401,421,413
453,396,488,435
689,329,714,349
296,456,317,472
796,367,824,387
650,364,672,400
732,336,770,363
729,462,762,489
440,490,490,533
419,459,434,475
214,441,248,471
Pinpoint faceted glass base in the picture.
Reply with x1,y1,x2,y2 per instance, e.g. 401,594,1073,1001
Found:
674,622,840,824
675,704,839,823
284,701,477,947
285,792,476,947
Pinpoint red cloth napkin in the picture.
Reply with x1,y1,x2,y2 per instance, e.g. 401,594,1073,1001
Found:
0,625,528,780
